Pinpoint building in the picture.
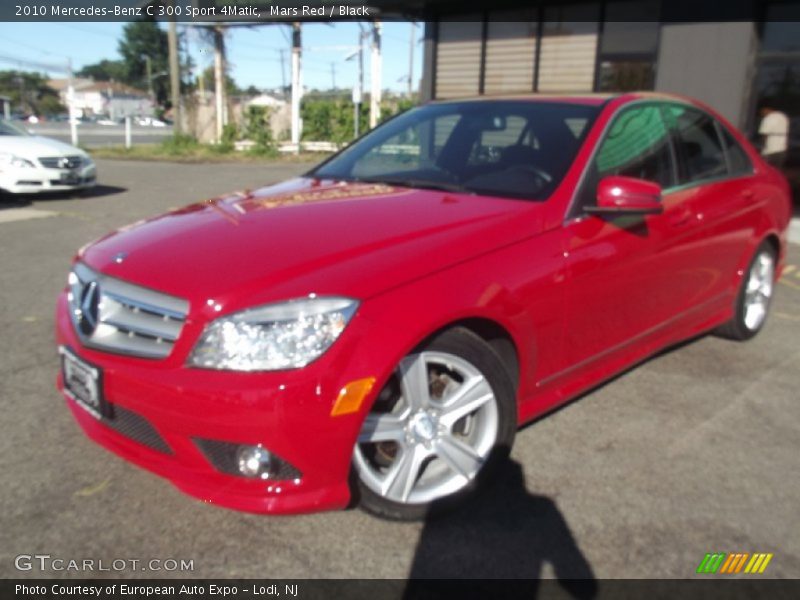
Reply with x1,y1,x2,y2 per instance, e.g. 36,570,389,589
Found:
0,95,10,119
246,93,287,109
416,0,800,151
48,78,155,120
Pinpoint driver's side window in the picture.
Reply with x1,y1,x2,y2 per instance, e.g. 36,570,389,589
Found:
577,104,676,211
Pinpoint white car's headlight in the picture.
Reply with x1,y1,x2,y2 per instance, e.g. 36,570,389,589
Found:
189,296,358,371
0,153,35,168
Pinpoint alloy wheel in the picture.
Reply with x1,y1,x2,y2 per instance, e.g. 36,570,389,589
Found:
354,351,499,506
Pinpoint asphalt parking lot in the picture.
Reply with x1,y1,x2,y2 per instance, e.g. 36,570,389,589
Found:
1,159,799,581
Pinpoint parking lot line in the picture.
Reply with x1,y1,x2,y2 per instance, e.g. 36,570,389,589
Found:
0,207,56,224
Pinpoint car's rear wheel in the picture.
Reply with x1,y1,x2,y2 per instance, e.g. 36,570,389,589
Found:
716,242,776,341
353,328,516,520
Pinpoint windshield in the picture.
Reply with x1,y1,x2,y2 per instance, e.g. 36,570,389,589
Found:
0,120,30,136
311,100,600,200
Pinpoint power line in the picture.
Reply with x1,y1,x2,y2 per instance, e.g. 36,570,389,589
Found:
0,35,66,58
59,24,120,40
0,52,68,73
230,38,283,51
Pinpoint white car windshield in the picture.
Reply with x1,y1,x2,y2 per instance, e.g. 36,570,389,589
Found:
0,120,30,136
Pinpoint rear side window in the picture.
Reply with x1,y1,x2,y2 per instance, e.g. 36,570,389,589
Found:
719,126,753,176
663,105,727,183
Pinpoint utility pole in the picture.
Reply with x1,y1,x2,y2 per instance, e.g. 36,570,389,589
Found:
168,16,182,133
330,62,336,90
408,22,416,98
369,21,382,129
290,22,302,153
278,49,287,92
213,25,227,143
66,58,78,146
357,28,364,137
144,55,154,101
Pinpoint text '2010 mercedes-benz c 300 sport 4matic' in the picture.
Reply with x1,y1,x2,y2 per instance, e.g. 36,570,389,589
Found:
55,93,791,520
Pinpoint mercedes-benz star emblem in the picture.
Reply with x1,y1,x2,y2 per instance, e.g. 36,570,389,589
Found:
77,280,100,336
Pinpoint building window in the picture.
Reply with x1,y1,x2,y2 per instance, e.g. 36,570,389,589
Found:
761,3,800,54
537,4,601,93
435,20,483,99
483,16,538,95
597,61,655,92
596,1,660,92
755,3,800,171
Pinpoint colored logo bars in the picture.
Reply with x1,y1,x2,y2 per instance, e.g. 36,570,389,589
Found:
697,553,773,574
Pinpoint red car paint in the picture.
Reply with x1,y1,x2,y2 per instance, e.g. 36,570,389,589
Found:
55,93,791,514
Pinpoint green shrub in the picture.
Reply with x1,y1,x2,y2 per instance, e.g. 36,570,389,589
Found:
243,106,278,157
301,97,368,144
212,123,236,153
160,133,200,155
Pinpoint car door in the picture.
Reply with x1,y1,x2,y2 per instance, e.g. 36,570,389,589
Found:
556,102,685,377
661,104,759,308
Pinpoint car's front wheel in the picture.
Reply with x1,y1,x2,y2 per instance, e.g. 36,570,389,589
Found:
716,241,777,341
353,328,516,520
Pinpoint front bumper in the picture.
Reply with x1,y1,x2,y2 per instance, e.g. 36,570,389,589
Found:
0,163,96,194
55,291,378,515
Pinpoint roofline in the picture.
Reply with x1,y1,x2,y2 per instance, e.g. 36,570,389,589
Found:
427,92,619,106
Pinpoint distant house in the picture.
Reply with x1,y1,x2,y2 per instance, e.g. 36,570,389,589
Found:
48,78,155,120
245,93,286,109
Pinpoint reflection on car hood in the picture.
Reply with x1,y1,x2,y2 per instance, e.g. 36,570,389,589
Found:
0,135,87,159
80,177,546,311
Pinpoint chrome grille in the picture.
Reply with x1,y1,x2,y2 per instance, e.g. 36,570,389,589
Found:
68,262,189,359
39,155,83,169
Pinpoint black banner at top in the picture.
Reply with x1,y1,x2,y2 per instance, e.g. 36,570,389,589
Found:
0,0,798,23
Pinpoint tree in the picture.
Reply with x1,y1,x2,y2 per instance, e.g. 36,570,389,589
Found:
199,66,239,96
117,19,170,107
179,28,196,94
76,59,126,82
0,70,64,116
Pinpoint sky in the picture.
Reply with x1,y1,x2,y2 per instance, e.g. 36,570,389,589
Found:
0,21,423,94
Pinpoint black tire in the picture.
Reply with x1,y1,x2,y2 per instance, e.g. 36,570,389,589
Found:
715,241,777,341
353,327,517,521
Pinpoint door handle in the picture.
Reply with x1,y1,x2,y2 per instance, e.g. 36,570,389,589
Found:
741,189,755,200
669,208,693,227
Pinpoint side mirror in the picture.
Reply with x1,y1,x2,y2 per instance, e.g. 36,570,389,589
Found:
585,176,663,216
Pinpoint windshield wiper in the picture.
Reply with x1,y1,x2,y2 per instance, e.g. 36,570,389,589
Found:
355,177,473,195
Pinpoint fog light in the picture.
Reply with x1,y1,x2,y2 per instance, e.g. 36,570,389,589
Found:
236,444,273,479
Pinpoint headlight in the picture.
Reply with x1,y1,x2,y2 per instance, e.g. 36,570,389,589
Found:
0,153,35,168
188,296,358,371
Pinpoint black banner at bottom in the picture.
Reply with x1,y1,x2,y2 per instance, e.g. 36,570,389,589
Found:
5,579,800,600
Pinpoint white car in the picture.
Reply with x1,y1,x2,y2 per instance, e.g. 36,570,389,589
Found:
0,120,96,195
136,117,167,127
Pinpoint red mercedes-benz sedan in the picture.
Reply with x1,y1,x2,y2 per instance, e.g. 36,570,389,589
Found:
55,93,791,519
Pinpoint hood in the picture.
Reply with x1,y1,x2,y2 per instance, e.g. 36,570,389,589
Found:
0,135,87,159
80,178,546,315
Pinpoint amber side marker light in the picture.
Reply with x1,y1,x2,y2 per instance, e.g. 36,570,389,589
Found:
331,377,376,416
